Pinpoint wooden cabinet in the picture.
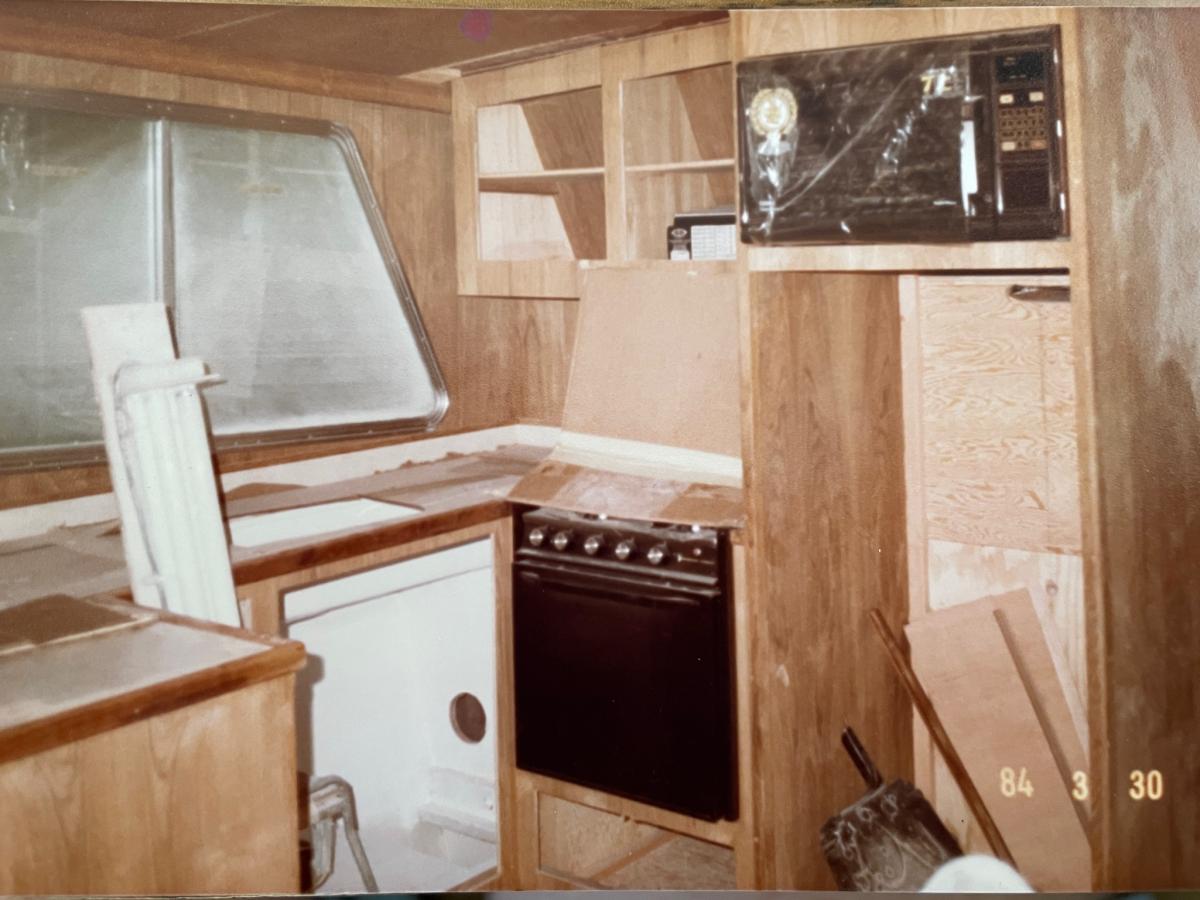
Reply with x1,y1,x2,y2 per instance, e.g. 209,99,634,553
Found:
454,47,604,298
0,603,304,895
454,22,733,297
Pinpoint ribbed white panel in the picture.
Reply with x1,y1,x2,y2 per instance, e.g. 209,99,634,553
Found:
115,365,239,626
82,304,239,627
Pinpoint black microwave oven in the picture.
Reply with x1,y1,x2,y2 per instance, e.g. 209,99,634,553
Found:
737,27,1068,245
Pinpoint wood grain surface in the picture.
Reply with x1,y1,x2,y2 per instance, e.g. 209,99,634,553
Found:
906,592,1090,890
741,271,910,888
912,276,1079,555
0,675,299,894
1075,8,1200,889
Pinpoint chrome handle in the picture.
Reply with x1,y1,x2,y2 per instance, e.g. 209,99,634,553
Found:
1008,284,1070,302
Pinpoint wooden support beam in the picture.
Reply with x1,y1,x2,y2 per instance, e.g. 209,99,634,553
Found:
740,270,912,888
0,11,451,113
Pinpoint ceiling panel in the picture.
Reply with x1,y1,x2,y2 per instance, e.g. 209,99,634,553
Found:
0,2,724,78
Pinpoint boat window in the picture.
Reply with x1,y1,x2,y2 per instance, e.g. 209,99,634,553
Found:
0,88,446,471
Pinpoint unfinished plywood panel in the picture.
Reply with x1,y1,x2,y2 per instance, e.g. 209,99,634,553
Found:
537,794,662,881
741,271,910,888
916,275,1079,555
507,459,743,528
1076,8,1200,889
0,676,298,894
478,192,574,261
928,540,1086,716
561,265,740,459
599,835,736,889
906,591,1089,890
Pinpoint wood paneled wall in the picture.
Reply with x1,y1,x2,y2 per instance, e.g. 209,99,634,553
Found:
0,50,574,509
1075,9,1200,889
740,270,911,888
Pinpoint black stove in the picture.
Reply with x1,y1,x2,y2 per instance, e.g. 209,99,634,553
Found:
512,506,738,823
516,507,722,584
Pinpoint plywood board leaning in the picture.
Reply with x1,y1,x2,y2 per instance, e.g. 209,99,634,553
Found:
559,265,740,462
508,264,742,523
905,590,1090,890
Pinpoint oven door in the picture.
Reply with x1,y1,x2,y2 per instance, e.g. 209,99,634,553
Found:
513,559,737,822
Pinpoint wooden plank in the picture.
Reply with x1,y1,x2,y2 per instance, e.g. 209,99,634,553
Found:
1074,7,1200,889
741,271,910,888
898,275,937,802
560,266,741,457
905,593,1090,890
0,10,450,112
0,676,299,894
916,275,1079,555
748,242,1071,274
731,542,757,889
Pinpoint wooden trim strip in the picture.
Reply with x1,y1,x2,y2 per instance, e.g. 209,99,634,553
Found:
0,11,451,113
0,638,305,767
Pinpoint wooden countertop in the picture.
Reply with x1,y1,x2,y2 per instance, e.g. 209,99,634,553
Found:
0,595,304,766
0,444,548,607
224,444,546,584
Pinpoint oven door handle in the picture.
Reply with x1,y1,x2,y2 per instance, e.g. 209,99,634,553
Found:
515,560,722,606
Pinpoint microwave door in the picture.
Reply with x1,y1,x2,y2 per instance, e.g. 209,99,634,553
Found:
741,38,978,243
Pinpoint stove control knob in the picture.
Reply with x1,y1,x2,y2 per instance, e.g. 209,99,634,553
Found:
613,539,636,561
551,530,573,552
528,527,548,547
646,543,669,566
583,534,605,556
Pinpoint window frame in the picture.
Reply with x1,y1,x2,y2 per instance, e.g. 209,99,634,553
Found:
0,85,449,473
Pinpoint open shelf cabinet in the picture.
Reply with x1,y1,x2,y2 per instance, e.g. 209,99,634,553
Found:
454,22,735,297
616,59,736,262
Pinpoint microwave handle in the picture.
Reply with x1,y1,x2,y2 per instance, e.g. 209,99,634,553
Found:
960,95,986,212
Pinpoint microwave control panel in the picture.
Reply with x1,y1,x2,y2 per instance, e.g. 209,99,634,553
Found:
991,45,1060,220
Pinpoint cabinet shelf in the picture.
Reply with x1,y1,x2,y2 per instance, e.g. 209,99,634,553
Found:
625,158,734,176
478,167,605,195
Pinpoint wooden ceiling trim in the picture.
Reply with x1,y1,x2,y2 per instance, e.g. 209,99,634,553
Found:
0,10,451,112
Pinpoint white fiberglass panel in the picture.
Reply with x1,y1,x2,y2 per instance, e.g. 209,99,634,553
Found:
228,498,421,549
